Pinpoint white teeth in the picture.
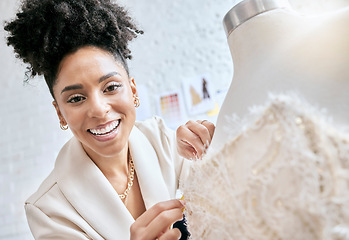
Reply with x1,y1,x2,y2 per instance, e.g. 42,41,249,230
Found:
105,123,113,133
89,120,120,135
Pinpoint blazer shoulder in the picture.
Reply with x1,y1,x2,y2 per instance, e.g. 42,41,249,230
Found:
26,137,78,205
25,170,57,205
135,116,174,139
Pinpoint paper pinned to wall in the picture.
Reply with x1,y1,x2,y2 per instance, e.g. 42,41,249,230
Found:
156,90,185,129
182,75,215,116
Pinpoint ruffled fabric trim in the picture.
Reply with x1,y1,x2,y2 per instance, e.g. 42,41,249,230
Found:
181,93,349,240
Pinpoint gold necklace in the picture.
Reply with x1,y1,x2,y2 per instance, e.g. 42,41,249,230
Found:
118,152,135,202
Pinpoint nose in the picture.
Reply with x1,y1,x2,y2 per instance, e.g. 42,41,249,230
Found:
87,93,111,118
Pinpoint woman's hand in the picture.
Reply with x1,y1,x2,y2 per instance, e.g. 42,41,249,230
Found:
176,120,215,160
130,199,185,240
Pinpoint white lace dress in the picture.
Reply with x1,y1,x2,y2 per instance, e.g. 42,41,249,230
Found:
181,94,349,240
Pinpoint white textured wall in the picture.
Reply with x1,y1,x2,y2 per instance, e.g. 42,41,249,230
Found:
0,0,233,239
119,0,234,94
0,1,74,239
119,0,235,125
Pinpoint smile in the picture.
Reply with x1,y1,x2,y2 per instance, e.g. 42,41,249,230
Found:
88,120,120,136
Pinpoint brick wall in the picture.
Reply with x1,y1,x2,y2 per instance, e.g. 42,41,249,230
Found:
0,0,233,238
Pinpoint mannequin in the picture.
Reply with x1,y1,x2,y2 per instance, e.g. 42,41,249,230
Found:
180,1,349,239
211,0,349,150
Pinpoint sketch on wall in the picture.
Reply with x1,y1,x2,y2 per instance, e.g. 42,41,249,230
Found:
182,75,215,116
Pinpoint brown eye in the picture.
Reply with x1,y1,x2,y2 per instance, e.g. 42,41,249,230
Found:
104,83,122,93
67,95,85,103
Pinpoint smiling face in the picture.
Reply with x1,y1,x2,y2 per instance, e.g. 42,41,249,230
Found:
53,46,137,161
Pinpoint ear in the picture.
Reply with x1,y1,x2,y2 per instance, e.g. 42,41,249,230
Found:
129,77,138,96
52,101,66,125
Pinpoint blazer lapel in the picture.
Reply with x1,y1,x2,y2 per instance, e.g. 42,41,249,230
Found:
128,126,172,210
53,125,172,238
55,137,134,239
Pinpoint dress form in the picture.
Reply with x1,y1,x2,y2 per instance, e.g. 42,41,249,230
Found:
211,0,349,150
181,2,349,238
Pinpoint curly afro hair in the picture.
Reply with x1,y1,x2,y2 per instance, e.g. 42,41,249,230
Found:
4,0,143,98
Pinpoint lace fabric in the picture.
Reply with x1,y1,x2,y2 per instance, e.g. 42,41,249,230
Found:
181,94,349,240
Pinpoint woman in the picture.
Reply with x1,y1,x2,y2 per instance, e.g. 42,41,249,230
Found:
4,0,214,239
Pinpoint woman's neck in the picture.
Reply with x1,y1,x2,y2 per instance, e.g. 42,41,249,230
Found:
83,144,129,179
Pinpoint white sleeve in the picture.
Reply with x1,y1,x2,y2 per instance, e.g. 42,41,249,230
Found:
25,203,92,240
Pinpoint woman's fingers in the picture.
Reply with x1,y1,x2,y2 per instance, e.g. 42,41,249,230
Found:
200,120,215,140
181,120,210,153
176,124,202,159
159,228,181,240
177,140,197,160
191,120,212,145
130,199,185,240
135,199,184,226
146,208,183,239
176,120,215,159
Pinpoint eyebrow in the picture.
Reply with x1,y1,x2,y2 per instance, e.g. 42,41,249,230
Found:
60,71,120,94
60,84,83,94
99,71,119,83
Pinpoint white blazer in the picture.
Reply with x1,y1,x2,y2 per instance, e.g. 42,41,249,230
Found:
25,117,188,239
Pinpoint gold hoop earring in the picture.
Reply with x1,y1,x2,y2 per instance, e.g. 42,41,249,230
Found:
60,123,68,130
134,96,140,108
